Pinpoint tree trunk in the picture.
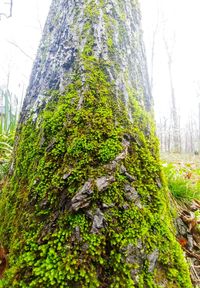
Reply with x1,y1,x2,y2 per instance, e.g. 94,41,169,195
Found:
164,38,180,153
0,0,191,287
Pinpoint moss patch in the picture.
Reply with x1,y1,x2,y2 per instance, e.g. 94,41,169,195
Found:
0,58,192,287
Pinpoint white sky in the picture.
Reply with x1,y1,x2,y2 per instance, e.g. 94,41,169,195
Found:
0,0,199,126
140,0,200,125
0,0,51,102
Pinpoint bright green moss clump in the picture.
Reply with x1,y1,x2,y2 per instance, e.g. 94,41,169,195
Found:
0,57,192,287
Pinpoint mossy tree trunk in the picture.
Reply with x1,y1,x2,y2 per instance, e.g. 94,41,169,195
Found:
0,0,192,287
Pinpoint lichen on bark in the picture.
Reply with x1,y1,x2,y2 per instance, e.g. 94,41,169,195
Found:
0,0,192,287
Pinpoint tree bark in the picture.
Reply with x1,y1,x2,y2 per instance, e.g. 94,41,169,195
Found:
0,0,191,287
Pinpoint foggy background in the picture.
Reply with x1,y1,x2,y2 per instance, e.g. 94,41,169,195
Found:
0,0,200,152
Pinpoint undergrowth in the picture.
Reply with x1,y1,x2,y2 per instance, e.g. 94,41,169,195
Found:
162,162,200,203
0,88,19,182
0,132,15,182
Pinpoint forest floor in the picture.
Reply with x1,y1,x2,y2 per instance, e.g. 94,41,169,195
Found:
161,152,200,163
161,153,200,202
161,153,200,287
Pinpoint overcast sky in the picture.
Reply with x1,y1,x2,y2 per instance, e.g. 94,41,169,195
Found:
0,0,199,126
0,0,51,101
140,0,200,125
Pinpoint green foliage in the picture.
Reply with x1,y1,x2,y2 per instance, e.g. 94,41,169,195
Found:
0,88,18,134
0,132,15,181
0,88,19,181
163,163,200,202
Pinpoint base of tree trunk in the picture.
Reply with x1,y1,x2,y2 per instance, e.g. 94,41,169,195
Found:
0,68,192,286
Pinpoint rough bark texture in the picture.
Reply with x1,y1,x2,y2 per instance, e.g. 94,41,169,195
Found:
22,0,151,120
0,0,192,287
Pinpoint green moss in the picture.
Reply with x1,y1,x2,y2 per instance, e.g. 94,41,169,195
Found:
0,59,192,287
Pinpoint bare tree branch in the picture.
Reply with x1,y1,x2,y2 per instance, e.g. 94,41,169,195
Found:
36,0,43,33
9,0,13,17
6,40,34,61
0,0,13,19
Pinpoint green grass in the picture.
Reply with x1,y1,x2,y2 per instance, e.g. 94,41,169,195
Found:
0,88,19,181
163,162,200,203
0,88,18,134
0,132,15,181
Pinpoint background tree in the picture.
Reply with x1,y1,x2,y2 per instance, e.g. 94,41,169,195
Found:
0,0,13,19
163,35,181,153
0,0,192,287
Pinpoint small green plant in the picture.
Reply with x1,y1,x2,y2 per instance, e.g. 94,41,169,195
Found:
0,88,19,181
163,163,200,203
0,88,18,134
0,132,15,181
